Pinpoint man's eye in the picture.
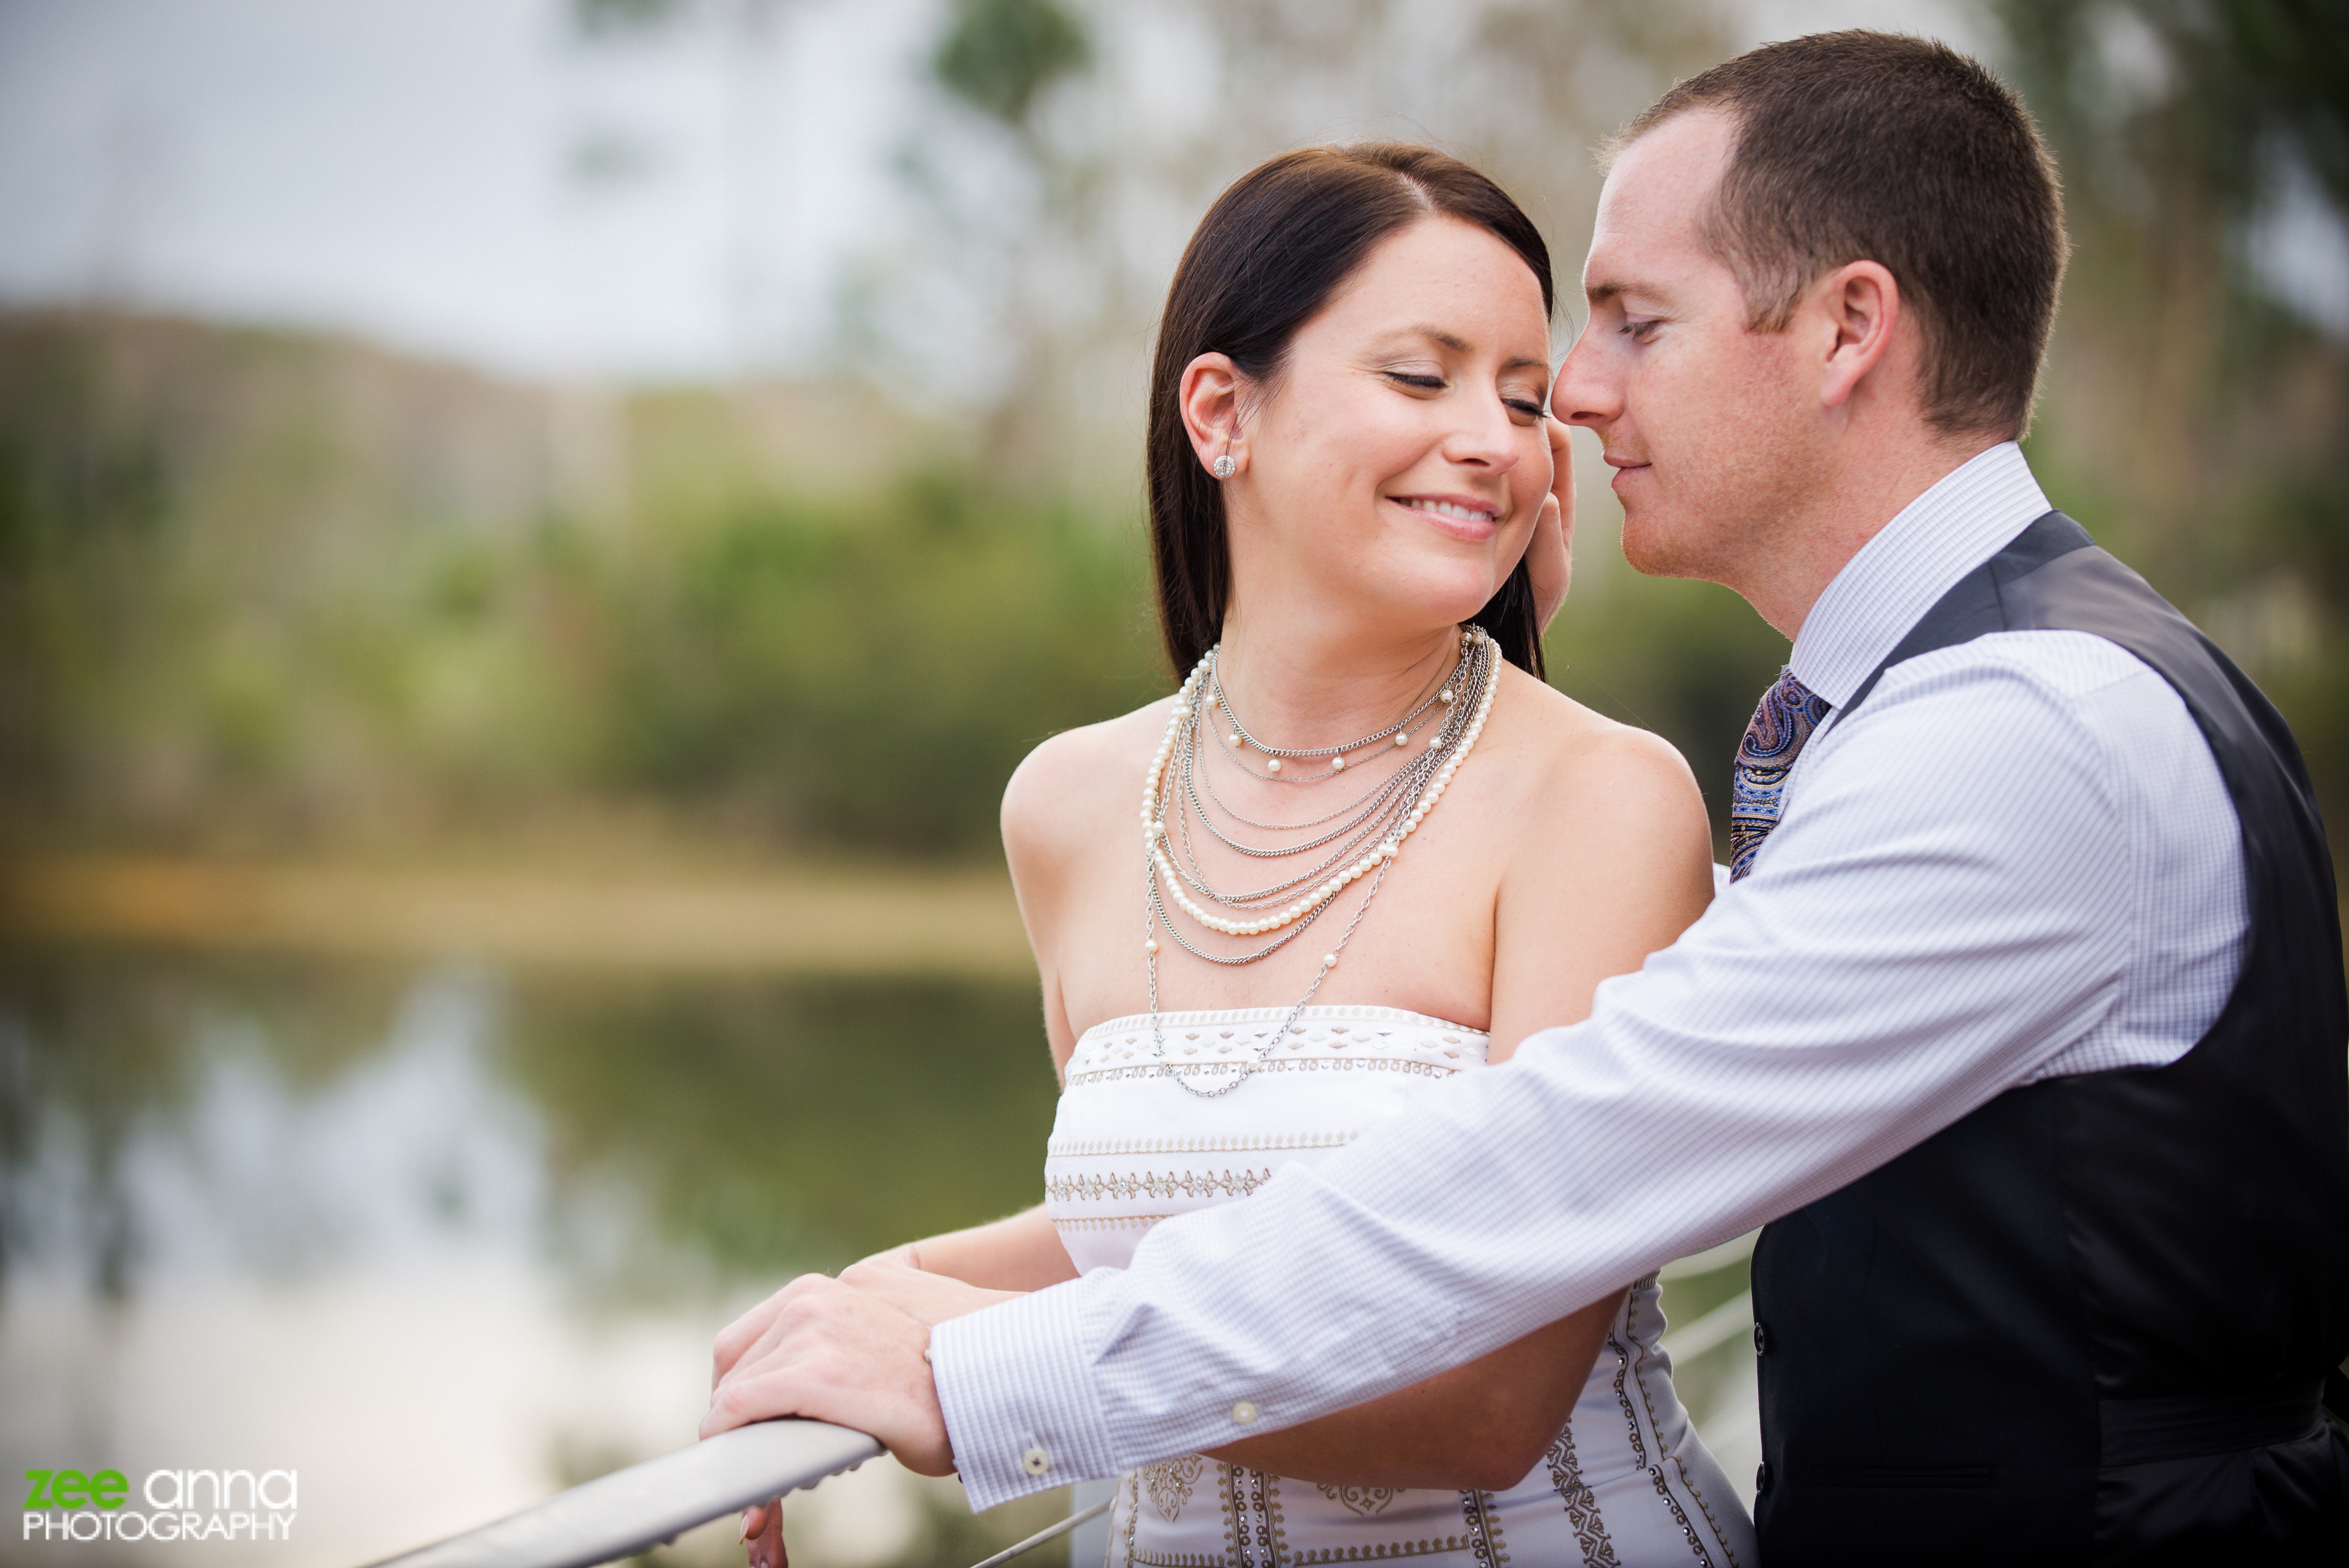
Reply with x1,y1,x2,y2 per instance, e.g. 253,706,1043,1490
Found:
1621,317,1662,341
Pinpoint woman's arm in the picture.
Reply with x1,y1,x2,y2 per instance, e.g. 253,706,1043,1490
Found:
862,1204,1078,1292
1203,1297,1620,1489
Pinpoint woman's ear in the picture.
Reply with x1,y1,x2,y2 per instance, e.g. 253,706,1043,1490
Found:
1179,352,1246,476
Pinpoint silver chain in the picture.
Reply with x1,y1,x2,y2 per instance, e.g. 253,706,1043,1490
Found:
1142,628,1496,1098
1213,647,1458,760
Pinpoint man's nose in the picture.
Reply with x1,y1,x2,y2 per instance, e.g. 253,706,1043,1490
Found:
1551,331,1619,430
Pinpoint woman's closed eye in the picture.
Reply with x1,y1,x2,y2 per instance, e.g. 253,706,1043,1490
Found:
1387,370,1547,423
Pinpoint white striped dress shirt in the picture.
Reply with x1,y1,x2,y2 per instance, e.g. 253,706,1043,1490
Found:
929,442,2249,1509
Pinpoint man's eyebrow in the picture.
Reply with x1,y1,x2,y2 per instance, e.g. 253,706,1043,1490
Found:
1583,279,1631,305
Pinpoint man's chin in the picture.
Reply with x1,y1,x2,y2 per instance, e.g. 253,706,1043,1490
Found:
1620,510,1705,581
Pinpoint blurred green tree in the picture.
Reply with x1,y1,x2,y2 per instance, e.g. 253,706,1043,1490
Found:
1992,0,2349,857
934,0,1091,127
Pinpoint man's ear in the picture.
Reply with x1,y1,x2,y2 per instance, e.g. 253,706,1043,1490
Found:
1812,260,1902,413
1179,352,1246,474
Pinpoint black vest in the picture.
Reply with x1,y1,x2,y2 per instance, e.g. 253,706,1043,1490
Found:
1749,513,2349,1565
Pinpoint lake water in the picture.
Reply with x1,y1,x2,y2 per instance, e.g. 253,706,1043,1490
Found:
0,944,1755,1568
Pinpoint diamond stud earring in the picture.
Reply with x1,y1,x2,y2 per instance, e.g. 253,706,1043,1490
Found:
1212,454,1236,479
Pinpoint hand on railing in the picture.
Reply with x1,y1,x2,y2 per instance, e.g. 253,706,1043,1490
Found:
704,1271,956,1476
715,1261,1017,1566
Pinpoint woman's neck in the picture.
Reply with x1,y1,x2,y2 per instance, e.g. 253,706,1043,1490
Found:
1212,602,1462,751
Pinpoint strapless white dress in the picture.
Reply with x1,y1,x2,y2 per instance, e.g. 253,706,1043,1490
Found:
1046,1005,1756,1568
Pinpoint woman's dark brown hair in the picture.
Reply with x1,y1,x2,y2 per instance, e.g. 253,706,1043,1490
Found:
1146,143,1554,680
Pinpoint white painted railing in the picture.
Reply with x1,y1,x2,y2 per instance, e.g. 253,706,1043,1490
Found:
362,1419,881,1568
362,1235,1763,1568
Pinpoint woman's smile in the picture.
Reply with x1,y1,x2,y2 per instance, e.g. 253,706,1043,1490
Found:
1390,492,1503,542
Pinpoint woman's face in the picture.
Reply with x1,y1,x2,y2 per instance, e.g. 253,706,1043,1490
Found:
1227,216,1555,633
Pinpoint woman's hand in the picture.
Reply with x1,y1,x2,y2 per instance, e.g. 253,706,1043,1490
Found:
837,1255,1023,1325
740,1496,785,1568
1528,415,1575,630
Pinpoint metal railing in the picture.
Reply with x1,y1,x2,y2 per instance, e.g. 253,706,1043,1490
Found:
364,1235,1762,1568
362,1419,882,1568
361,1421,1107,1568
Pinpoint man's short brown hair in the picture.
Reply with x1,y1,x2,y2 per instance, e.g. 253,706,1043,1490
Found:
1618,31,2068,439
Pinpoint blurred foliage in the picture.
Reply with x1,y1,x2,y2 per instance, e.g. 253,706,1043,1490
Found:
933,0,1090,127
592,478,1153,855
574,0,684,33
1544,565,1790,839
2,0,2343,872
1992,0,2349,856
0,312,1162,861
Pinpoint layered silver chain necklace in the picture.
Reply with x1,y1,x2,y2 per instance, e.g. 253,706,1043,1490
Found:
1140,625,1501,1096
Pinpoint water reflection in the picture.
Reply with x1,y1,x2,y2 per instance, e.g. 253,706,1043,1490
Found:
0,950,1068,1567
0,946,1755,1567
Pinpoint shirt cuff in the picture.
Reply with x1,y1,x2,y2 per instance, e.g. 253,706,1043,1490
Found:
929,1276,1121,1511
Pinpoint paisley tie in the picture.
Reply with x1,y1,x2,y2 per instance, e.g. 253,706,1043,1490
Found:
1728,666,1833,882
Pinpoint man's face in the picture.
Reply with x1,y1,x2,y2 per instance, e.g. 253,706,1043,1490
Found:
1552,109,1823,588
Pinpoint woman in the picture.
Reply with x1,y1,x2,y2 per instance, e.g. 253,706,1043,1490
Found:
727,143,1754,1567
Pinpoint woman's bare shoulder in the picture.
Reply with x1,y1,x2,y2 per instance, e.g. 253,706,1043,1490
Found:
1000,696,1173,865
1491,665,1704,808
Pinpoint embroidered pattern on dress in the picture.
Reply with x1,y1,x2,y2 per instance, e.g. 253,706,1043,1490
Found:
1053,1213,1172,1234
1624,1316,1738,1568
1067,1056,1461,1089
1207,1464,1283,1568
1142,1457,1206,1524
1076,1004,1489,1037
1047,1132,1358,1159
1285,1539,1474,1563
1458,1489,1509,1566
1313,1483,1400,1518
1543,1423,1620,1567
1048,1168,1275,1204
1606,1332,1713,1567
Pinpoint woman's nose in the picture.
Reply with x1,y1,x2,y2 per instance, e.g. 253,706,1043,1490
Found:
1442,399,1523,469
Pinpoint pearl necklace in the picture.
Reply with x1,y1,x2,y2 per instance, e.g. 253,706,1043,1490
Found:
1212,663,1456,776
1140,626,1501,1095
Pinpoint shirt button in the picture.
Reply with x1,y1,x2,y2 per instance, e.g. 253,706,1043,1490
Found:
1021,1446,1051,1476
1231,1401,1259,1425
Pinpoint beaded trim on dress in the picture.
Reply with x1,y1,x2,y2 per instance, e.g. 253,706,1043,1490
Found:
1068,1005,1489,1087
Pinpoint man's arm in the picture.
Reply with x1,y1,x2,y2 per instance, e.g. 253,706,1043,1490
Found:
926,645,2147,1504
707,643,2202,1504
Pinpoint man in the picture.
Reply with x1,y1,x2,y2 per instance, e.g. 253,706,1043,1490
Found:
707,32,2349,1562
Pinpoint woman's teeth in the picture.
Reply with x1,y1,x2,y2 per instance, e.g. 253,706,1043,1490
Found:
1402,499,1495,524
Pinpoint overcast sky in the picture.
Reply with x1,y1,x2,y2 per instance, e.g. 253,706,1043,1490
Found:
0,0,2129,385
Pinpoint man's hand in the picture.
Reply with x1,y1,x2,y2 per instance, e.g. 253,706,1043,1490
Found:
1529,415,1575,630
704,1273,955,1477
